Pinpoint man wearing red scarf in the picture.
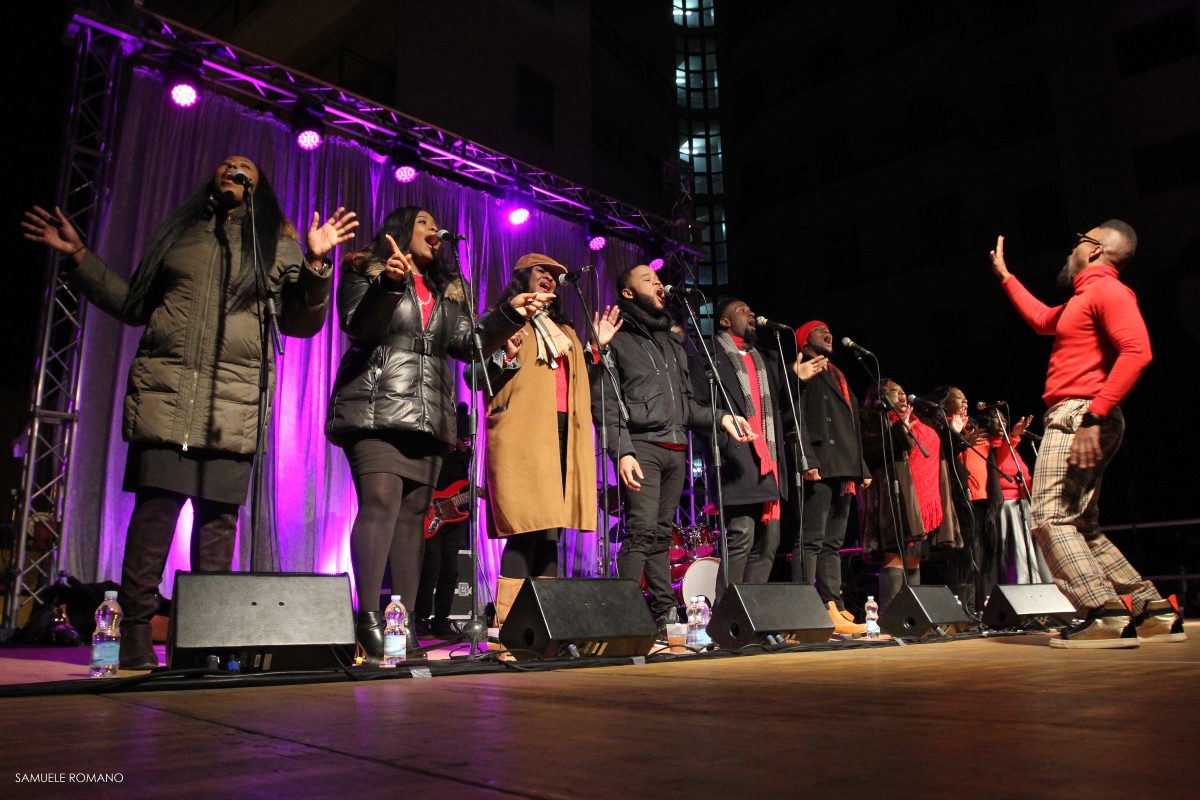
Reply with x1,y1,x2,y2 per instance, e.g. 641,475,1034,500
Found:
992,221,1182,648
691,300,804,607
794,320,873,636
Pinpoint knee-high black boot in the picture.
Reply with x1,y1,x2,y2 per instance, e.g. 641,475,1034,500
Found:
906,566,921,586
356,610,384,660
879,567,905,612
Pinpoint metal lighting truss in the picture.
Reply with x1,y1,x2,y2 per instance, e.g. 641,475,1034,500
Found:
77,6,705,258
5,18,128,628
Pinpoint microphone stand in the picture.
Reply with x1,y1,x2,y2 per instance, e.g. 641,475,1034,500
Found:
570,275,627,578
769,329,810,584
992,408,1039,584
678,293,741,592
447,238,490,656
245,181,283,573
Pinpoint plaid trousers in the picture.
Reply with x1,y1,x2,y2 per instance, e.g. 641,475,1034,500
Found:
1030,399,1160,615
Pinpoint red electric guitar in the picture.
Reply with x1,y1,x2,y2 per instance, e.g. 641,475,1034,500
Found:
424,479,487,539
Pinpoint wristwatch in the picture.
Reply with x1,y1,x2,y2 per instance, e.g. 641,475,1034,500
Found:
1080,412,1103,428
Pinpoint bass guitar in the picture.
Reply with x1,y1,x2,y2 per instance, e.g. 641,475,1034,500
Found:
424,479,486,539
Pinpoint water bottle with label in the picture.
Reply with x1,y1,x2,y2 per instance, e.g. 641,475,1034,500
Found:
383,595,407,667
696,596,713,647
864,596,880,639
90,590,122,678
685,597,698,647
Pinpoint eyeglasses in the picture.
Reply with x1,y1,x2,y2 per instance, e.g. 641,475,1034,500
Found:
1076,233,1104,248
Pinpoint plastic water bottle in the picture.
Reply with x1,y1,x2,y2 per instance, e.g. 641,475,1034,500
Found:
383,595,407,667
696,597,713,647
685,597,699,647
90,591,122,678
865,596,880,639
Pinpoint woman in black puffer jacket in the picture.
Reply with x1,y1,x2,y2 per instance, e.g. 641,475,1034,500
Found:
327,206,551,659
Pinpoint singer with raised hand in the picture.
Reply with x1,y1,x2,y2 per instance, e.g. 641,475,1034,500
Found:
991,225,1181,648
791,321,872,635
467,254,615,631
326,207,547,662
20,155,354,670
688,300,803,607
593,265,753,636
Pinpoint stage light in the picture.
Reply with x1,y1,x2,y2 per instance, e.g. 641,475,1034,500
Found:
586,220,608,251
389,140,421,183
291,99,325,151
164,53,202,108
648,257,665,270
508,207,530,226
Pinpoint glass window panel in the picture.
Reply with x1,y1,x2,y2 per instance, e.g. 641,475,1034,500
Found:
688,12,699,28
689,73,704,88
707,71,718,87
699,264,713,284
710,134,721,151
710,153,722,171
709,120,720,134
686,0,699,9
715,243,727,262
706,53,717,70
679,152,690,163
695,207,710,222
677,88,687,106
703,8,714,26
692,137,706,154
690,91,704,107
689,38,702,53
713,204,725,221
716,263,728,284
694,156,708,172
710,172,724,194
719,222,727,239
695,175,709,194
701,0,712,9
693,121,707,135
708,89,719,107
705,37,716,52
701,222,711,240
689,55,702,71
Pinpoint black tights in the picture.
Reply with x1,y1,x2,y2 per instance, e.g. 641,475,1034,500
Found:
349,472,433,612
500,530,559,579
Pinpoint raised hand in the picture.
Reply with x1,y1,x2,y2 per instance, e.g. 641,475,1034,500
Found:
307,207,358,261
794,354,827,381
990,235,1011,280
382,234,416,282
504,330,524,360
592,304,624,349
21,206,85,262
509,291,556,318
619,455,644,491
722,414,757,443
1012,414,1034,438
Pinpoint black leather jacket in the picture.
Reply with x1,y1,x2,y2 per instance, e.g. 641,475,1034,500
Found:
592,298,715,461
325,270,523,446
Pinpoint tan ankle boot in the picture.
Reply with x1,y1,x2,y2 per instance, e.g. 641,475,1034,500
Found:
827,600,867,636
495,577,524,627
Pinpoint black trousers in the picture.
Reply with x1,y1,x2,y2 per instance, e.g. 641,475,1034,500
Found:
119,488,239,635
794,478,852,610
617,441,688,619
720,505,780,606
415,522,463,621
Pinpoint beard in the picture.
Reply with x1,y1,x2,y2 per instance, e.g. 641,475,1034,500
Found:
741,327,759,347
810,342,833,358
1056,261,1075,292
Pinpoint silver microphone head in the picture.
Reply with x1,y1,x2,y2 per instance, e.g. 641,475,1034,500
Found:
841,337,852,347
229,169,253,188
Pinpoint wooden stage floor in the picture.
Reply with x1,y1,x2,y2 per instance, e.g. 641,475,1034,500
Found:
2,627,1197,799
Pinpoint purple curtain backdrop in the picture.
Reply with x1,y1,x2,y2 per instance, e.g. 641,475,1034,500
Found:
65,68,636,606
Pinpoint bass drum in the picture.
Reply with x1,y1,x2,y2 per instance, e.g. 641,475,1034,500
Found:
673,556,720,606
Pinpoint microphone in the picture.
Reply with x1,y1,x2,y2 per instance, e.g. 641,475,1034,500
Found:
755,316,792,331
841,337,874,357
436,229,467,242
230,169,254,189
663,284,696,296
975,401,1007,410
557,265,595,285
907,394,941,412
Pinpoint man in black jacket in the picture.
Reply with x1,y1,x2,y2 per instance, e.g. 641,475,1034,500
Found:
691,299,818,606
794,320,872,635
593,266,752,623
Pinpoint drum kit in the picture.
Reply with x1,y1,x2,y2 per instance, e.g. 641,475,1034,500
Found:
670,524,720,605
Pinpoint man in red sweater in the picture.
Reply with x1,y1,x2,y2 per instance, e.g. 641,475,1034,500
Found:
991,220,1184,648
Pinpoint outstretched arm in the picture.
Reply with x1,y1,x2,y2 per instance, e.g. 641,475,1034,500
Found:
991,235,1063,335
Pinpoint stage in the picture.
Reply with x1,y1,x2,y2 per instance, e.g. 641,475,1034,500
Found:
2,626,1196,799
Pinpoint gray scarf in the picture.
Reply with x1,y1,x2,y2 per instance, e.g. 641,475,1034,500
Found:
716,330,777,467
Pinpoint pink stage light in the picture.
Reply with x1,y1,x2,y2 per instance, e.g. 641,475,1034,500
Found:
296,129,323,151
393,165,418,183
508,207,530,225
169,83,198,107
588,235,607,251
648,257,665,270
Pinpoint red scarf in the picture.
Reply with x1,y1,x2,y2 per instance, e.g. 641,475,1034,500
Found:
907,416,944,534
795,320,856,496
731,335,780,523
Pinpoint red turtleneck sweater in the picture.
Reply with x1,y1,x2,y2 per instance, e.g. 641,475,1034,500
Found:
1002,265,1151,418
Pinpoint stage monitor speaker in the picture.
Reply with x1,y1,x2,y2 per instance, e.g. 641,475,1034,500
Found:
498,578,656,660
982,583,1077,630
168,572,355,671
879,585,972,638
706,584,834,650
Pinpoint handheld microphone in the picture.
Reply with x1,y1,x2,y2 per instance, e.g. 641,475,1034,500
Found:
436,229,467,242
975,401,1007,410
841,337,874,357
230,169,254,189
755,316,792,331
663,284,697,297
557,265,595,285
907,394,941,411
